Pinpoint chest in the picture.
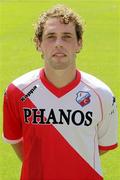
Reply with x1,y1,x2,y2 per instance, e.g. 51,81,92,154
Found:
19,81,102,130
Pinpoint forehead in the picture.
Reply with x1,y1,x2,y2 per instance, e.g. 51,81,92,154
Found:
43,17,76,35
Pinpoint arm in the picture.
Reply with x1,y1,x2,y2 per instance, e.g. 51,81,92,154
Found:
99,150,109,155
98,89,118,155
11,140,24,162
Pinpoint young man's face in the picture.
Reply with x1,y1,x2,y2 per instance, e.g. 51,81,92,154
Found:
39,17,82,70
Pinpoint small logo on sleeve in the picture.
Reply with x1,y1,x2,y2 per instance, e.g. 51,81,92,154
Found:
76,91,91,107
112,96,116,106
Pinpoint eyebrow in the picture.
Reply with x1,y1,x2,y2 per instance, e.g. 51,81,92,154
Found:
45,32,55,36
62,32,73,35
45,32,73,36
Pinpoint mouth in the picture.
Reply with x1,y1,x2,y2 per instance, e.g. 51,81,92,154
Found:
53,53,66,57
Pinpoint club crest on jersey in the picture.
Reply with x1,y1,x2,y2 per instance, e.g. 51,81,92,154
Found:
76,91,91,107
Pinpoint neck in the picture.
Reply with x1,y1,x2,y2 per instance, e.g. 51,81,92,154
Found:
44,66,77,88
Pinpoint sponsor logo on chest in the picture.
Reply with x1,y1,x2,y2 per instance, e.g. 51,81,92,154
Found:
23,108,93,126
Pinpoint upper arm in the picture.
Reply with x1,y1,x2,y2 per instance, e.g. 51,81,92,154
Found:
3,84,22,144
99,150,109,156
11,140,24,162
97,89,118,152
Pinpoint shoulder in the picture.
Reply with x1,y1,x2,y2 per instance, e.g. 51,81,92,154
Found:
12,68,40,88
80,70,113,95
80,70,115,107
5,68,41,97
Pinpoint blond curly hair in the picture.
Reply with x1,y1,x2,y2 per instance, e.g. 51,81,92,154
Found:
33,4,84,50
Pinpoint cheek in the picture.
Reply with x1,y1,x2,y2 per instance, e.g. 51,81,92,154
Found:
68,45,77,54
41,43,53,58
41,43,49,53
67,40,79,53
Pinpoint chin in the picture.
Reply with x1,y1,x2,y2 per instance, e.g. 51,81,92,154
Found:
52,66,68,70
51,62,70,70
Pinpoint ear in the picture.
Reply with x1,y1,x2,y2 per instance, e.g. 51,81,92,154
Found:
36,39,42,52
76,39,83,53
38,46,42,51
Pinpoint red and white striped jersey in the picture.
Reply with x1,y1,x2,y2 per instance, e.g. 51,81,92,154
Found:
3,68,118,180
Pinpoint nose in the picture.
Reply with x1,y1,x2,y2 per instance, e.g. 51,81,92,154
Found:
55,37,63,48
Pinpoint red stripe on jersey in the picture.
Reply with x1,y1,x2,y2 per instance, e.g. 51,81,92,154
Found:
99,143,118,151
40,68,81,98
21,124,103,180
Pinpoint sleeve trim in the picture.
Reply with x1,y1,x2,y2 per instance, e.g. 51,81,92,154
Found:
99,143,118,151
2,133,23,144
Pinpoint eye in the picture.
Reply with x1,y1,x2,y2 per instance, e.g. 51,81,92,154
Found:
63,35,72,40
47,35,56,39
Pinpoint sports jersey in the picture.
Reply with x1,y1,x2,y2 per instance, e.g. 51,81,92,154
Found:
3,68,118,180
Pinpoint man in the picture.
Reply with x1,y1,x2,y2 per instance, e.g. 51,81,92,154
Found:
3,4,118,180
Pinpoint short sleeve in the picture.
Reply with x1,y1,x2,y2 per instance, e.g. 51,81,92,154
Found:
3,84,23,144
97,89,118,151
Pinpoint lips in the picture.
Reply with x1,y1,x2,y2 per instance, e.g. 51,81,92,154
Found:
52,52,66,57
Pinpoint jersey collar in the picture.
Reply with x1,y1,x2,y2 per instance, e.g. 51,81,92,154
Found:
40,68,81,98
